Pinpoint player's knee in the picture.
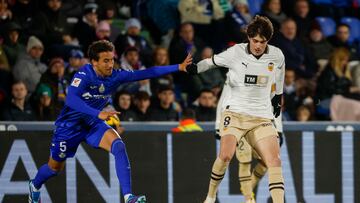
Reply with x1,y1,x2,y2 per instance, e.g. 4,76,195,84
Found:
265,156,281,167
219,152,233,162
48,162,64,172
110,138,126,156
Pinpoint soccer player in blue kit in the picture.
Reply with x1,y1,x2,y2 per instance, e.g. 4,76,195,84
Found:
28,40,192,203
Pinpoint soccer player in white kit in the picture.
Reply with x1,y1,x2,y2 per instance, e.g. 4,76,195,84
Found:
215,79,283,203
187,15,285,203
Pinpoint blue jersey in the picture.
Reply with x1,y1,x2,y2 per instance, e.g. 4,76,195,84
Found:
54,63,179,132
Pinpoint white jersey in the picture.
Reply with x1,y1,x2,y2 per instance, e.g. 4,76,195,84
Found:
198,43,285,119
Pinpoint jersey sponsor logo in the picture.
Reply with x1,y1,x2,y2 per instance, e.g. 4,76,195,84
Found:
82,92,112,100
268,62,274,71
71,78,81,87
78,72,86,75
244,75,269,87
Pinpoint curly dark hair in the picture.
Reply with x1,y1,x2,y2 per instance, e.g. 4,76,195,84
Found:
88,40,114,61
246,15,274,41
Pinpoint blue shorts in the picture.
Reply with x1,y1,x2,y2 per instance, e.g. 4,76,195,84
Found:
50,121,112,162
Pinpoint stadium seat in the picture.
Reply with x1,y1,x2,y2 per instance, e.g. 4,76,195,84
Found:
315,17,336,37
248,0,264,16
340,17,360,43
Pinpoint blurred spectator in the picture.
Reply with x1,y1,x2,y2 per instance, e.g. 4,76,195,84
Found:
197,47,225,92
284,76,315,120
95,20,111,41
103,103,124,135
330,95,360,121
146,0,179,46
118,47,151,95
39,57,68,110
172,108,203,132
327,23,360,60
150,47,174,94
149,85,178,121
0,0,12,26
351,63,360,88
317,47,360,101
13,36,47,94
271,18,317,78
3,22,25,67
60,0,83,18
65,49,84,80
223,0,250,44
178,0,225,49
0,67,12,110
1,80,35,121
306,23,334,72
0,43,9,71
30,0,70,48
169,23,205,64
133,91,151,121
97,1,121,42
114,18,153,66
72,2,98,53
113,90,137,122
193,89,216,121
10,0,38,42
34,83,57,121
296,105,312,121
169,22,205,102
261,0,288,31
292,0,312,41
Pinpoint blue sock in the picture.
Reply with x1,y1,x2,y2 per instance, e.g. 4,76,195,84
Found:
32,164,58,189
111,139,132,195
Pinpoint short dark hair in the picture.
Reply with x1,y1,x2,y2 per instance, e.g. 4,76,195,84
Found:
134,91,150,101
246,15,274,41
337,23,350,30
88,40,114,61
199,88,214,96
124,46,139,56
158,85,174,94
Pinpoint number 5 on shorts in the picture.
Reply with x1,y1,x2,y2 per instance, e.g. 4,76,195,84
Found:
60,141,67,152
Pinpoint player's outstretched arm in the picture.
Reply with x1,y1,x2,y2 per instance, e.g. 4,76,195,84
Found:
115,54,192,84
66,75,101,117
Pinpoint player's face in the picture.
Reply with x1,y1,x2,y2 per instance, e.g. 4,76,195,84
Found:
93,51,114,77
248,35,268,56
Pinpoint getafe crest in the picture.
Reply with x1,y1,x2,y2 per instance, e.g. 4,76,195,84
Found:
268,62,274,71
99,83,105,93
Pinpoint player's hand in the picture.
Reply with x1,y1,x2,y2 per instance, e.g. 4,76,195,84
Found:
271,94,282,118
178,53,193,72
98,111,120,120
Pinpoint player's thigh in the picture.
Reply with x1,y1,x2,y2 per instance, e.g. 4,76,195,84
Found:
50,127,84,164
219,112,245,160
253,136,281,167
235,136,252,163
85,121,119,152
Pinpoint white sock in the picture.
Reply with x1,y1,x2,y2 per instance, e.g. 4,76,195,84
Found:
124,194,131,202
204,196,216,203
